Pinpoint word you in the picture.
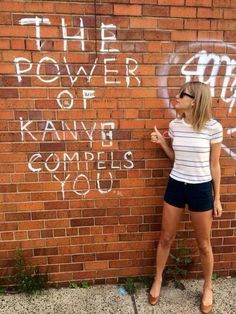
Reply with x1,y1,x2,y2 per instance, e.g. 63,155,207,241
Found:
15,16,139,198
28,151,133,199
20,117,134,198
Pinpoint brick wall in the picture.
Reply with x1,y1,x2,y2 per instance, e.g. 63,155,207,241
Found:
0,0,235,285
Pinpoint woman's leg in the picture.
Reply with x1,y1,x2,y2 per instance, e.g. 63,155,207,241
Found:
150,201,184,298
190,210,213,305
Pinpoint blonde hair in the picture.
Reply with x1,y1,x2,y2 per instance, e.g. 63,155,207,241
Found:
179,81,212,131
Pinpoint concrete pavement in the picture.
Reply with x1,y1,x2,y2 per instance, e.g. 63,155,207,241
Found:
0,277,235,313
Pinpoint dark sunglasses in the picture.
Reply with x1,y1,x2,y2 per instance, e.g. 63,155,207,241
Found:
179,91,194,99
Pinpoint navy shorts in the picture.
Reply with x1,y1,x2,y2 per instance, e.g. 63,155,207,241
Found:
164,177,213,212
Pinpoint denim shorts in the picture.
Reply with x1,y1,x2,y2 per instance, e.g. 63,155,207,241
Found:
164,176,213,212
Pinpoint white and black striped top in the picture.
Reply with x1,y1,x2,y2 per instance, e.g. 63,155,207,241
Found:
168,118,223,184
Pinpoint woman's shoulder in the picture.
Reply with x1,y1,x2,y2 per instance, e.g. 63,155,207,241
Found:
206,119,223,136
206,118,223,128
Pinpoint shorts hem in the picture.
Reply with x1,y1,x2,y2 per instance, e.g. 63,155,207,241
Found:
188,207,213,212
164,198,185,209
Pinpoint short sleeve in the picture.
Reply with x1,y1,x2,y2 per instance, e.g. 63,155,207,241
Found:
168,121,174,139
210,121,223,144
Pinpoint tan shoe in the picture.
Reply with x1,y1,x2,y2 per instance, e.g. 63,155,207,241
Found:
200,289,213,314
148,293,160,306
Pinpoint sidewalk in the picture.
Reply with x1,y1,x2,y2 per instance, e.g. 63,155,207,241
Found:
0,278,235,314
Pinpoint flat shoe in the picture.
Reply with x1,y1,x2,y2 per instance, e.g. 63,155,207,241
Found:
148,293,159,306
200,301,212,314
200,289,213,314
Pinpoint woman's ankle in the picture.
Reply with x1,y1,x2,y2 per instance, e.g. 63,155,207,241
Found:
154,276,162,283
203,281,213,290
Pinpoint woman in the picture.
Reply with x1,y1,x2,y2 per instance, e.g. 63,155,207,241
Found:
149,81,223,314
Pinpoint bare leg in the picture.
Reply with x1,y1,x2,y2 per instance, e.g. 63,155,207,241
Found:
150,202,184,298
190,210,213,306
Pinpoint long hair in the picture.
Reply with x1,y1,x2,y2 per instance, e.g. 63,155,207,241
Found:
179,81,212,131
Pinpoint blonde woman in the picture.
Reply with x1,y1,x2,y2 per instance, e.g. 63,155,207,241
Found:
150,81,223,314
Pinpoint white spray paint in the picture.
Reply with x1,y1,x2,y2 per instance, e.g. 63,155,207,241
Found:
19,17,51,50
100,23,119,53
156,42,236,160
16,17,138,199
61,17,85,52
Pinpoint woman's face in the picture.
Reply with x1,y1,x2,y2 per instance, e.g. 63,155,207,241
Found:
175,89,194,112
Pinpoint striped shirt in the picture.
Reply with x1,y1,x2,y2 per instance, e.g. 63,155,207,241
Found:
168,118,223,184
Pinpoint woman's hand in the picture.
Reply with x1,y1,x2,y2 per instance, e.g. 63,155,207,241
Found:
151,125,174,160
213,199,223,217
151,126,165,145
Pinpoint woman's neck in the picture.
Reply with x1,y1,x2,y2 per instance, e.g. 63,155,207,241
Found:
183,112,193,124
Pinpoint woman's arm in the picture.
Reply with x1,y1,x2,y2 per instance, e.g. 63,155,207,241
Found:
210,142,222,217
151,126,174,161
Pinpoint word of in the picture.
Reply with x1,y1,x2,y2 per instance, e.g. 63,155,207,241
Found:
15,17,139,198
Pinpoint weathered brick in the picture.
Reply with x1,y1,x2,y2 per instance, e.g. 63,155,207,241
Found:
171,6,196,18
197,8,223,19
114,4,141,16
0,0,235,285
143,5,169,17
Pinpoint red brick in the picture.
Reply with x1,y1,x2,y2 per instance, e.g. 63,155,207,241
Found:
224,9,236,19
171,6,196,18
0,0,234,285
184,19,210,30
71,218,94,227
198,31,223,41
72,254,95,263
0,88,18,98
60,263,83,272
114,4,141,16
0,2,26,12
85,261,109,270
34,247,58,256
197,8,223,19
15,231,28,240
213,0,236,7
1,232,14,240
5,212,30,221
143,5,169,17
171,30,197,41
186,0,212,6
224,31,236,42
131,0,156,3
130,17,157,29
0,39,10,49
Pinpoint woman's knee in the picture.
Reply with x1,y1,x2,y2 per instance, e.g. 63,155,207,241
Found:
159,231,175,248
197,241,212,255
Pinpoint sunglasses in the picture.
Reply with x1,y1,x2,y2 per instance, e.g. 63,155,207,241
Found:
179,91,194,99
